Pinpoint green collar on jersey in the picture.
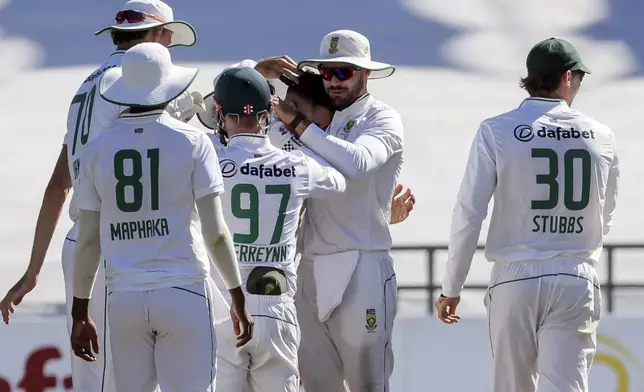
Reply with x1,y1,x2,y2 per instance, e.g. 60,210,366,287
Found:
227,133,270,148
119,108,166,119
519,97,567,108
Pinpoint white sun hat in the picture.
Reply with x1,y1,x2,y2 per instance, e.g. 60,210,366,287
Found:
297,30,395,79
95,0,197,48
99,42,199,107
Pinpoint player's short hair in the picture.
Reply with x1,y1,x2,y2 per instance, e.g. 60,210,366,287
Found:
286,72,333,110
110,29,151,46
519,70,584,97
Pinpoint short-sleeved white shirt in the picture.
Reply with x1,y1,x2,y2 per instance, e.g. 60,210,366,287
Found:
76,109,224,292
64,51,126,223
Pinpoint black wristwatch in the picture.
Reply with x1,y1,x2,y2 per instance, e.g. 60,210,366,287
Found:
288,113,306,134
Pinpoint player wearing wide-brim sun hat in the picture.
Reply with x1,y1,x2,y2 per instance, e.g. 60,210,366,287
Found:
297,29,395,79
99,42,199,107
95,0,197,48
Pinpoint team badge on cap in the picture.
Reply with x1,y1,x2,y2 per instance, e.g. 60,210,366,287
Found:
329,36,339,54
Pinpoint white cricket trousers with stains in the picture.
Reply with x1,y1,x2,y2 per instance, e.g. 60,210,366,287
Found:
62,224,116,392
485,258,601,392
107,279,218,392
296,251,397,392
215,296,300,392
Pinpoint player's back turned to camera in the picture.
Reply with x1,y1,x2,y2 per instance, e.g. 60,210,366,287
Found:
438,38,619,392
70,42,252,392
211,67,346,392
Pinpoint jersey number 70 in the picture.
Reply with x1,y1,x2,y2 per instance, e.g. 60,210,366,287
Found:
70,86,96,156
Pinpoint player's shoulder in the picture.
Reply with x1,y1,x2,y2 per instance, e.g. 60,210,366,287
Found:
76,52,124,92
566,109,614,139
364,95,402,122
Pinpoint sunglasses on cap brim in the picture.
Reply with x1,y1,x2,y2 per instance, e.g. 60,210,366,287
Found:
318,65,360,82
115,10,165,25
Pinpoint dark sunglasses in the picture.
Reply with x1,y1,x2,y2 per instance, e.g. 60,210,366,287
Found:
115,10,165,25
318,65,359,82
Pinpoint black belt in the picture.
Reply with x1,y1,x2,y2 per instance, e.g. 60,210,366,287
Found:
247,267,286,295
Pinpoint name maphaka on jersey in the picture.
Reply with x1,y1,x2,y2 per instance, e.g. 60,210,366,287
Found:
220,159,296,179
514,125,596,143
110,218,170,241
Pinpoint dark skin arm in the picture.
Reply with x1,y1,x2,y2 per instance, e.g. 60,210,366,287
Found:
0,145,71,324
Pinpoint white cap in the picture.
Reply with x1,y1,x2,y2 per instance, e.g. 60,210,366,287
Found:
298,30,395,79
99,42,199,107
95,0,197,48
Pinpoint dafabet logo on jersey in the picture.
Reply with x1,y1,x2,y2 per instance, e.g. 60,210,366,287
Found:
514,125,596,143
219,159,296,179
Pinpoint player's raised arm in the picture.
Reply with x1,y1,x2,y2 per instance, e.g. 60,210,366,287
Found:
441,122,497,300
603,135,619,235
274,99,403,180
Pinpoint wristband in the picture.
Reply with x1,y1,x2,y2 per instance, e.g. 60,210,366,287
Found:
289,113,305,134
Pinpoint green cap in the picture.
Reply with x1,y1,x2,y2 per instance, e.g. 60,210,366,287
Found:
214,67,272,117
526,38,591,76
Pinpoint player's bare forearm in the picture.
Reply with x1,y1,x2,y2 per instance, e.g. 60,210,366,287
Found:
26,146,72,277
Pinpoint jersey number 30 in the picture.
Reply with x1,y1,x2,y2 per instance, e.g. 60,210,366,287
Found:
231,183,291,245
114,149,160,212
531,148,591,211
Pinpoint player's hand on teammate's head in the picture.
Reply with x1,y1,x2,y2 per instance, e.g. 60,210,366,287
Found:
435,295,462,325
229,287,254,347
0,272,39,324
70,318,100,362
255,55,301,83
270,97,298,127
390,184,416,225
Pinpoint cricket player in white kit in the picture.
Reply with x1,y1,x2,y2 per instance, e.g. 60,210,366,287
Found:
0,2,200,391
436,38,619,392
273,30,403,392
69,42,253,392
208,67,346,392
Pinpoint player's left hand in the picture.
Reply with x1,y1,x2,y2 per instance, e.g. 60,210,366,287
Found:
435,295,462,324
0,272,38,324
255,55,301,83
270,97,298,128
229,287,254,347
390,184,416,224
70,318,100,362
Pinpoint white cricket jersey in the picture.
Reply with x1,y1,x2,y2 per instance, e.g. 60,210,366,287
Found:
298,94,404,257
214,133,345,297
64,51,125,224
76,109,225,292
442,97,619,297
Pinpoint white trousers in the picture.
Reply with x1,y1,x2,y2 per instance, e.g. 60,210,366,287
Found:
485,258,601,392
215,296,300,392
296,252,397,392
108,280,217,392
62,230,116,392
